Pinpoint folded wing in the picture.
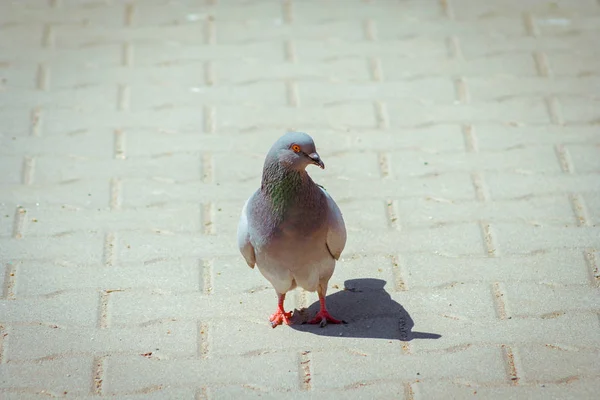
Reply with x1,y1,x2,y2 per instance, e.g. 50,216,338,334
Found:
320,187,347,260
237,197,256,268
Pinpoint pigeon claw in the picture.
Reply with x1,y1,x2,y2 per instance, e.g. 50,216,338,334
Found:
269,309,293,328
307,310,343,328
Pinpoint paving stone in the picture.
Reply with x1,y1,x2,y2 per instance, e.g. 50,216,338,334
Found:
405,314,600,352
415,379,600,400
6,320,198,361
310,346,506,388
394,196,576,228
1,233,105,264
0,357,93,396
400,250,592,287
0,290,99,327
16,260,201,296
103,353,300,394
502,283,600,318
519,344,600,382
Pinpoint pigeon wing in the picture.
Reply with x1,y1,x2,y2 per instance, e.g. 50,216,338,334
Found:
320,187,347,260
237,197,256,268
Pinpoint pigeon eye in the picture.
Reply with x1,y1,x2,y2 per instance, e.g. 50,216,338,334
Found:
291,144,301,153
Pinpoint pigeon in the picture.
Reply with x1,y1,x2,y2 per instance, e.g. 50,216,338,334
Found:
237,131,347,328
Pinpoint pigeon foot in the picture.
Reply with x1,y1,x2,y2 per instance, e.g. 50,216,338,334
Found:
269,309,293,328
307,310,345,328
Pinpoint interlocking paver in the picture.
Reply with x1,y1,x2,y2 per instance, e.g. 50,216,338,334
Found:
103,353,300,394
416,379,600,400
16,261,202,295
0,357,93,396
1,0,599,398
519,344,600,382
0,290,98,327
503,283,600,317
310,347,507,388
401,250,592,286
407,314,600,351
6,320,198,361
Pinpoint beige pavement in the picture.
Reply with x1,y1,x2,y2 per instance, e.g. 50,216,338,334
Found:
1,0,600,398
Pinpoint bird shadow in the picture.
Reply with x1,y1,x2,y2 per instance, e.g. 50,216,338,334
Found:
290,278,442,341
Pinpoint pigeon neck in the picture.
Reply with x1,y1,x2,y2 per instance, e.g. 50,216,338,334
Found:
261,162,306,213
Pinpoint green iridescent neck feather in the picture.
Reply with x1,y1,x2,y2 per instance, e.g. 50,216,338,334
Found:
261,163,304,217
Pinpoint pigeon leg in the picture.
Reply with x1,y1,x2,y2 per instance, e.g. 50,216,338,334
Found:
269,293,292,328
308,286,344,327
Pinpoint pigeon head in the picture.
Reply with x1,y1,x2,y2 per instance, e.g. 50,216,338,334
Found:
268,131,325,171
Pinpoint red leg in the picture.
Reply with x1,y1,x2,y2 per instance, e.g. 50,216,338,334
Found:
308,291,343,327
269,293,292,328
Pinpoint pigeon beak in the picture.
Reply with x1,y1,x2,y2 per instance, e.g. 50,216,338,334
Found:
308,153,325,169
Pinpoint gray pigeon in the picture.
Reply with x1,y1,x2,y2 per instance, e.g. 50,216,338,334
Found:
237,131,347,328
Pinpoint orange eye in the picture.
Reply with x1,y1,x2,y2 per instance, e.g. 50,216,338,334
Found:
291,144,301,153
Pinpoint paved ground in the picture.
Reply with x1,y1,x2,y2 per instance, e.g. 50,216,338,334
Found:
1,0,600,398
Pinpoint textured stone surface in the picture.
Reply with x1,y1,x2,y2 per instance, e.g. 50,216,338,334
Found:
1,0,599,398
